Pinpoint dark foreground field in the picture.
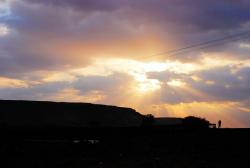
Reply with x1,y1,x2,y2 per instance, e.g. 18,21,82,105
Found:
1,127,250,168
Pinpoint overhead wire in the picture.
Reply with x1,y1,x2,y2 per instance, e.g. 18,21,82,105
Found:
136,30,250,60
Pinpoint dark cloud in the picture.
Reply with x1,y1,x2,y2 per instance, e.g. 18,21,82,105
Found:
148,66,250,104
73,73,132,94
1,0,249,75
147,71,187,82
25,0,250,31
0,81,70,100
191,66,250,101
1,0,157,75
25,0,124,12
0,72,134,102
0,35,73,76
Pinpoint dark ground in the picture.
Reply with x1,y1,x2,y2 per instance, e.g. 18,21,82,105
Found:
1,127,250,168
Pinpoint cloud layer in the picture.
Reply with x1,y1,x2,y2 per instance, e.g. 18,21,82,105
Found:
1,0,250,127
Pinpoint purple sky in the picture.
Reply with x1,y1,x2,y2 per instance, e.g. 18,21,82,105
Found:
1,0,250,127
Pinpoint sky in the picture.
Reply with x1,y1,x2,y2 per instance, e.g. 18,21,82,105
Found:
1,0,250,127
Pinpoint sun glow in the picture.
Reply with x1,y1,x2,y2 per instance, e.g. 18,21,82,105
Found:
72,58,168,93
141,62,168,72
0,24,9,36
51,58,209,94
38,56,246,95
167,79,186,87
136,78,161,93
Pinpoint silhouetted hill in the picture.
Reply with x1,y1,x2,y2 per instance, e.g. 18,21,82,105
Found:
0,100,143,128
1,101,250,168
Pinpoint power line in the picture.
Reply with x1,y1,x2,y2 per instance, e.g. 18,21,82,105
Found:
137,30,250,60
166,33,250,58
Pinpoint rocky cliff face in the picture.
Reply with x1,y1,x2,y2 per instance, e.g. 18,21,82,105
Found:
0,100,143,128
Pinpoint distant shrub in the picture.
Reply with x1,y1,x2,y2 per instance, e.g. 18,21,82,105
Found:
183,116,210,128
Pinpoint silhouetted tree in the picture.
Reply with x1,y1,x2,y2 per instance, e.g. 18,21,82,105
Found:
141,114,154,127
183,116,210,128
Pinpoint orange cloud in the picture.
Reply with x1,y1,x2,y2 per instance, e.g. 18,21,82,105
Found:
0,77,29,88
